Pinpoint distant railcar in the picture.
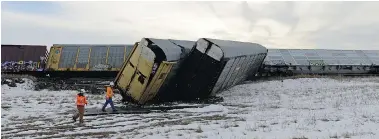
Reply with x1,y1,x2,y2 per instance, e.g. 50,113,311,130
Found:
262,49,379,75
174,38,268,100
114,38,195,104
1,44,48,72
46,44,134,71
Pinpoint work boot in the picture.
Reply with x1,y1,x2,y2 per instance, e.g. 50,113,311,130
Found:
112,109,118,112
72,116,76,122
101,109,106,112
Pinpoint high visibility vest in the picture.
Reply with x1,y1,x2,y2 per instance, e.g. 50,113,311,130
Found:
106,87,113,99
76,95,87,106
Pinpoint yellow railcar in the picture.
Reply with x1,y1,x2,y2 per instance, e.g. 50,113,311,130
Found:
114,38,195,104
115,38,269,105
46,44,134,71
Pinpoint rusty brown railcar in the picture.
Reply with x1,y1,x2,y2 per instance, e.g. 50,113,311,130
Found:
1,44,48,62
1,44,48,71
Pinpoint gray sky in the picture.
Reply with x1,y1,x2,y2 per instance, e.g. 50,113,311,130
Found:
2,1,379,50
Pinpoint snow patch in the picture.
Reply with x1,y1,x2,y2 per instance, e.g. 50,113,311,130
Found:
171,104,228,113
2,77,379,139
1,78,35,91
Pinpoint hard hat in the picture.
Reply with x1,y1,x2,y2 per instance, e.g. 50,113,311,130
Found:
109,82,114,86
77,89,85,93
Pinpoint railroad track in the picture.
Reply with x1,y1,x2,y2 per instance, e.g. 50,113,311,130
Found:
341,74,379,76
2,72,115,93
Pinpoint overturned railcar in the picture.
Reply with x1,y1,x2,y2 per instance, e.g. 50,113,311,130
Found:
114,38,195,104
174,38,268,100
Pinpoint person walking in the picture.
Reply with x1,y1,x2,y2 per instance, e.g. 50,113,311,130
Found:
73,89,88,124
102,82,117,112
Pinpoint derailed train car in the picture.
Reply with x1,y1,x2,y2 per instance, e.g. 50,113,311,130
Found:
173,38,268,100
114,38,195,104
114,38,268,105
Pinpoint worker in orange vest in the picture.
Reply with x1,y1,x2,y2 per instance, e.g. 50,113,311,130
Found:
72,89,88,123
101,82,117,112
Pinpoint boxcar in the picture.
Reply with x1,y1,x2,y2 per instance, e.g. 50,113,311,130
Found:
1,44,48,72
114,38,195,104
46,44,134,71
262,49,379,75
174,38,268,100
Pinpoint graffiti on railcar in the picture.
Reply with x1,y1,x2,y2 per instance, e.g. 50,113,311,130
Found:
309,60,325,66
1,59,46,72
90,64,111,71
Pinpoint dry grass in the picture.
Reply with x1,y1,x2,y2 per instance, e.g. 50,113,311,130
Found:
195,126,203,133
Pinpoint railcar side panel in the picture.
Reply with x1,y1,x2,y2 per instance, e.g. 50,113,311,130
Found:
249,53,266,75
225,57,244,88
58,46,78,70
1,45,47,62
151,62,181,102
116,43,144,93
47,44,134,71
210,59,234,95
89,46,108,70
76,46,91,70
117,64,136,92
232,56,248,86
190,50,223,98
47,46,62,70
139,61,174,104
240,55,255,81
173,49,205,99
108,46,126,70
115,43,139,86
175,38,268,100
127,46,156,101
219,57,240,91
174,42,225,99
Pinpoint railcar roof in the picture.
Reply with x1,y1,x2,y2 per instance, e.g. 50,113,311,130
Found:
264,49,379,66
203,38,267,58
168,39,195,50
148,38,195,61
53,44,133,47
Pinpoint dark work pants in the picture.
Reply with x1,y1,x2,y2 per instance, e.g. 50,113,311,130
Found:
102,98,116,111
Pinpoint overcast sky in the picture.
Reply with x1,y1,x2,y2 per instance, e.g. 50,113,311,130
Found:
2,1,379,50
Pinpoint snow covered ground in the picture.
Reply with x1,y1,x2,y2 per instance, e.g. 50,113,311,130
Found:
2,77,379,139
